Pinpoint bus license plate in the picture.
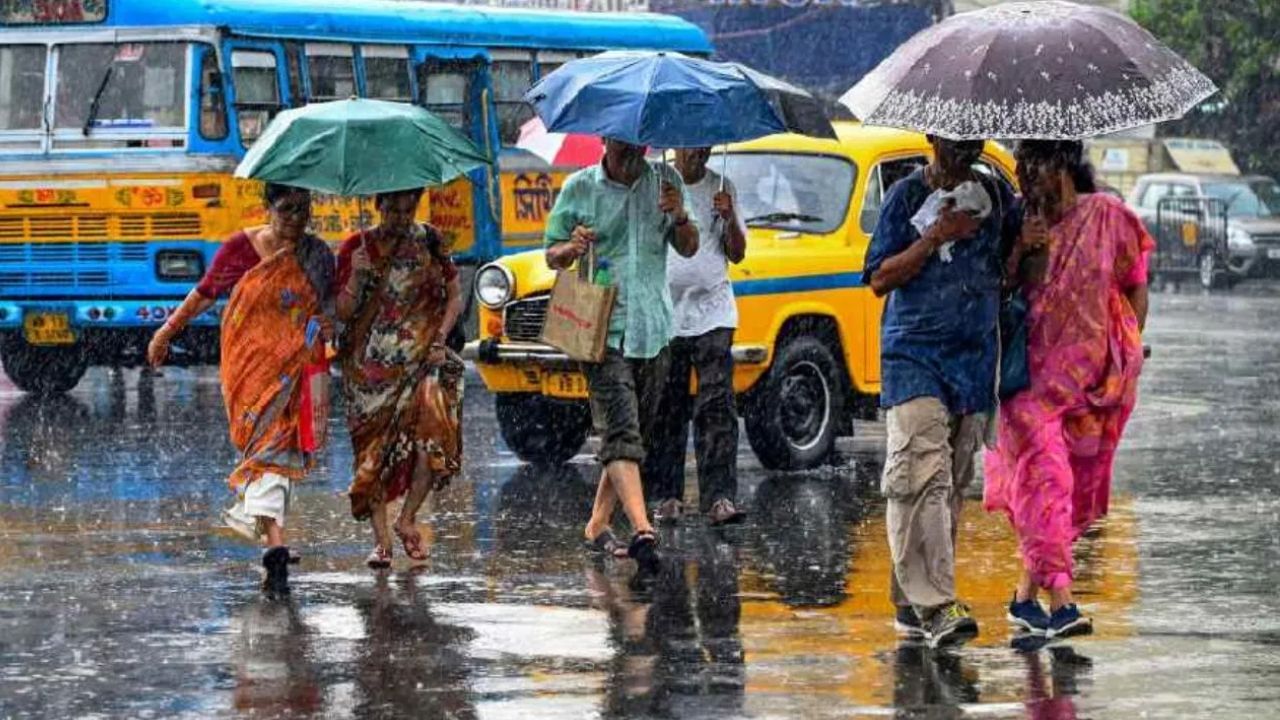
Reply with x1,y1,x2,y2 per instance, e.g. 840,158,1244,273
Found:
542,371,589,399
23,312,76,346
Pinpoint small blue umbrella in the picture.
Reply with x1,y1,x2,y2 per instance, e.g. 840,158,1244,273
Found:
524,51,788,148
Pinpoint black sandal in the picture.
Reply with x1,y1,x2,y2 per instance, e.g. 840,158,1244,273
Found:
585,528,629,559
628,530,661,574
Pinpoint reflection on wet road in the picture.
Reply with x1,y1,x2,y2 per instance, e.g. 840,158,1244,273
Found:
2,290,1280,719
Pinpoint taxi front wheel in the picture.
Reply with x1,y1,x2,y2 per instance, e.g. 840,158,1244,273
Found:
495,393,592,466
0,337,89,395
744,336,846,471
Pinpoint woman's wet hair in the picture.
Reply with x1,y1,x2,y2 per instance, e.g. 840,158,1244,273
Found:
1016,140,1097,194
375,188,426,208
263,182,310,208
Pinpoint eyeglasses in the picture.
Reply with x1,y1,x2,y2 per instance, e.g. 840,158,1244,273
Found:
272,201,311,218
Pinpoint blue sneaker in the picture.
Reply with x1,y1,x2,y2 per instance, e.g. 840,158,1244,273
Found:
1048,604,1093,639
1007,595,1051,634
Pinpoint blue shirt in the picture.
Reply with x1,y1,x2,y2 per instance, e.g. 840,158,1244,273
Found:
861,169,1017,416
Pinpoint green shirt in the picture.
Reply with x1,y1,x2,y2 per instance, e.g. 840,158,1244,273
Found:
544,161,696,360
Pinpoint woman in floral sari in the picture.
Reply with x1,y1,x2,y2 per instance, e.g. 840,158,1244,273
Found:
336,188,464,568
147,183,335,597
985,141,1152,638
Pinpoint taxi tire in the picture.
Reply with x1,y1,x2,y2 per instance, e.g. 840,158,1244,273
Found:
744,336,845,471
495,393,591,466
0,338,89,395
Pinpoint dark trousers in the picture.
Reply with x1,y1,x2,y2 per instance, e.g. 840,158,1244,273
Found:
646,328,738,511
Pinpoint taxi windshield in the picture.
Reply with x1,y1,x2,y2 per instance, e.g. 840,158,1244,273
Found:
722,152,856,234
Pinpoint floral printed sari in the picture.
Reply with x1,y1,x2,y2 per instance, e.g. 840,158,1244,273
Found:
340,225,463,521
984,193,1153,590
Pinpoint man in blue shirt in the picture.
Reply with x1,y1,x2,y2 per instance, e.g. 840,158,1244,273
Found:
862,136,1016,648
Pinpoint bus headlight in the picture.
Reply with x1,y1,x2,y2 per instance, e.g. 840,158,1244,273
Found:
156,250,205,281
475,263,514,308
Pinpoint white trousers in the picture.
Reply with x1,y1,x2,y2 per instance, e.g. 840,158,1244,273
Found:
222,472,292,542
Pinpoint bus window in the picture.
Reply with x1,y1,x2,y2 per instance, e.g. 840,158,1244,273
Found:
363,46,411,102
231,50,280,145
420,63,471,133
0,45,46,150
284,42,305,108
490,50,533,145
53,42,188,145
198,48,228,141
535,51,577,82
306,43,356,101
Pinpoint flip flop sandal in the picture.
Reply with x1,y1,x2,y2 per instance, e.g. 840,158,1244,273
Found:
395,526,429,562
585,528,629,559
628,531,661,574
366,545,392,569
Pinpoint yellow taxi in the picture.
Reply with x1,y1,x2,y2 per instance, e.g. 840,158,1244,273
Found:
464,122,1016,469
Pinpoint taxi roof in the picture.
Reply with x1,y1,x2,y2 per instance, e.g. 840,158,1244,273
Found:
727,121,1015,173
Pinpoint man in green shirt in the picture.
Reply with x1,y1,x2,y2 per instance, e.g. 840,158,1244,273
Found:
545,138,699,572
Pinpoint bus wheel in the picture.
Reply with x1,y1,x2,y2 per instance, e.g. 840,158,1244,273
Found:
0,338,89,395
744,336,845,470
495,393,591,466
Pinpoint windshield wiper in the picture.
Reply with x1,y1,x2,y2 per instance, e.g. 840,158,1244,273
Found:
744,211,823,226
82,65,116,137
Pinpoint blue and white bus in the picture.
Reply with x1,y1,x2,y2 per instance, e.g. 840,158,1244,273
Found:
0,0,710,392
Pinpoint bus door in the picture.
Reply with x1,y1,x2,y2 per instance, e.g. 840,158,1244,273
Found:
220,40,290,229
415,48,494,264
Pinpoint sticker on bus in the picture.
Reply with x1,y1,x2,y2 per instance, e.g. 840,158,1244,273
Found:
1,0,108,25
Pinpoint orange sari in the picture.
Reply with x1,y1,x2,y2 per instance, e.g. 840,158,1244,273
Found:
221,239,331,491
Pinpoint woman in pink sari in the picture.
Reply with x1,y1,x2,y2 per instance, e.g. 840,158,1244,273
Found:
985,140,1152,639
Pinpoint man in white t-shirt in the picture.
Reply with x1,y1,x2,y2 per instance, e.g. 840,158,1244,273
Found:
646,147,748,526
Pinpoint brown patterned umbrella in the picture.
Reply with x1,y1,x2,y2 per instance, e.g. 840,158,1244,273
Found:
839,0,1217,140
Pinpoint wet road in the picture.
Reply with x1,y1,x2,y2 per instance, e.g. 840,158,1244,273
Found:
2,287,1279,719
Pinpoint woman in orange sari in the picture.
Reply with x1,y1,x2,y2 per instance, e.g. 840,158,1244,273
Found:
148,183,334,597
985,141,1152,638
336,188,464,568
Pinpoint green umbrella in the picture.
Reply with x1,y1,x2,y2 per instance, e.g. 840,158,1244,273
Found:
234,98,491,196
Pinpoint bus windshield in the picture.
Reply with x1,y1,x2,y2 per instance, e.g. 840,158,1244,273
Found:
0,45,47,132
54,42,188,137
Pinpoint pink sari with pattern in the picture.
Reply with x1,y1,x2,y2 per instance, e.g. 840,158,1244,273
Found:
984,193,1153,590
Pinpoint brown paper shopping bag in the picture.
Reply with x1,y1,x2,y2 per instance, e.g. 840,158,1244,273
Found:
539,246,616,363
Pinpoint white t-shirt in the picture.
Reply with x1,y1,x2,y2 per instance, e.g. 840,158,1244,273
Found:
667,171,747,338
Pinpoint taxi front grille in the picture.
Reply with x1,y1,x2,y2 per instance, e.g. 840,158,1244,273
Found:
0,213,201,240
503,295,549,342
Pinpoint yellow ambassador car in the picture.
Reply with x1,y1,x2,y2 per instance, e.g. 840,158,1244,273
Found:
465,123,1017,469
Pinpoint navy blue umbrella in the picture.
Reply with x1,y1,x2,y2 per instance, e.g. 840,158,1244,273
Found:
524,51,789,148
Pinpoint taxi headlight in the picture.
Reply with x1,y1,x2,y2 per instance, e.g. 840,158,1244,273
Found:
475,263,514,308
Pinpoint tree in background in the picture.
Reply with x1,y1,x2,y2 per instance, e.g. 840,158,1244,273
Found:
1131,0,1279,174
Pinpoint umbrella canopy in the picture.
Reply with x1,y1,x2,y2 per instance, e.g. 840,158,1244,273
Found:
720,62,837,140
516,117,604,167
839,0,1217,140
234,98,491,196
524,50,788,148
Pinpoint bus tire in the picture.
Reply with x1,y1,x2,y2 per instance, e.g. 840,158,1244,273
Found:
744,336,845,471
495,393,591,466
0,338,89,395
